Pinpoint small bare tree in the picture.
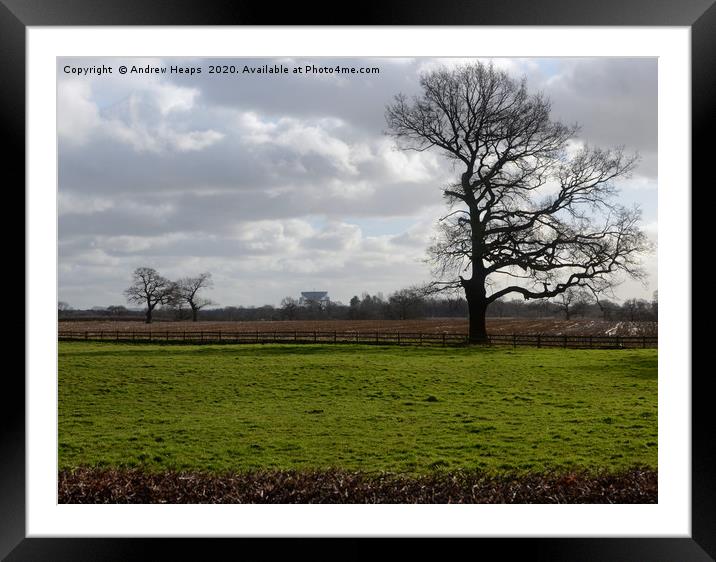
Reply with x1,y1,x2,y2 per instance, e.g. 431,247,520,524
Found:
106,305,128,317
164,287,190,320
173,273,214,322
386,61,651,342
280,296,300,320
555,289,576,320
555,288,591,320
621,297,651,321
388,287,425,320
124,267,173,324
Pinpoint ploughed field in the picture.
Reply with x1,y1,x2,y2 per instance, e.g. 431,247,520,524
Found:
59,342,657,503
59,317,658,336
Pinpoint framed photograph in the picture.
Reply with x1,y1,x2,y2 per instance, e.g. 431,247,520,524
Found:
7,1,712,559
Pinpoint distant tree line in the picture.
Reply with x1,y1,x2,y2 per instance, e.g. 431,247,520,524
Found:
488,290,658,322
59,276,658,323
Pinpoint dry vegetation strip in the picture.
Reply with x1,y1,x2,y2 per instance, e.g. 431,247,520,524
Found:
59,318,658,336
59,467,657,504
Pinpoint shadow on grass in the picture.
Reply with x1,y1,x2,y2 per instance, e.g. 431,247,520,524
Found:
58,342,505,359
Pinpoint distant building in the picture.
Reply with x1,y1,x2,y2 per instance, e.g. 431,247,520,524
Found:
299,291,330,308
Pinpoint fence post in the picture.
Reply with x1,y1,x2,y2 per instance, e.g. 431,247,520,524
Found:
643,336,646,349
85,331,88,340
616,335,621,348
166,331,169,341
537,334,541,348
419,333,423,346
295,331,298,342
512,334,516,349
563,335,567,349
257,330,259,343
334,331,337,343
314,330,317,343
442,333,446,346
200,331,204,343
398,332,401,346
149,331,152,342
116,330,119,341
589,336,593,349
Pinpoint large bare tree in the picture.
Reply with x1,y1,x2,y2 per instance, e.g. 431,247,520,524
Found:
124,267,173,324
386,62,650,342
173,272,214,322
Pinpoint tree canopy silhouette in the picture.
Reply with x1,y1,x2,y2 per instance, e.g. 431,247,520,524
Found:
386,62,650,342
124,267,173,324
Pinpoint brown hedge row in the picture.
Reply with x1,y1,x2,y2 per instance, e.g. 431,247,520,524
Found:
58,467,657,504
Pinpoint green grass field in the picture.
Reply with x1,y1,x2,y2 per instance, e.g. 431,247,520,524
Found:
58,342,657,475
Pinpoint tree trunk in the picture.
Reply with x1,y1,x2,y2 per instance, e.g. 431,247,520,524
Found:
145,306,153,324
191,306,198,322
463,279,489,343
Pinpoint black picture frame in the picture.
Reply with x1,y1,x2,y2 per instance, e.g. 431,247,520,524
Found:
5,1,712,560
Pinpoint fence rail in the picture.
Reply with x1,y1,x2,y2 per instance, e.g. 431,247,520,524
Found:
58,330,657,349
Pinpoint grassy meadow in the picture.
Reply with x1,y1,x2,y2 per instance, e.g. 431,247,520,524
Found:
58,342,657,475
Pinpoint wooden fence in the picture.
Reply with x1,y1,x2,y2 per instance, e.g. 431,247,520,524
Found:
58,330,658,349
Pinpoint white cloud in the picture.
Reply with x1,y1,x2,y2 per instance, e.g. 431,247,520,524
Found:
152,82,199,114
73,248,121,267
57,80,100,145
323,179,375,200
58,192,114,215
58,79,222,153
168,129,225,152
415,57,536,78
621,176,658,191
378,138,442,183
100,96,224,153
237,112,368,175
303,222,362,251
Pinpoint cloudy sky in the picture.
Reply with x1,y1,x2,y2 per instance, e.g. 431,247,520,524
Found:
58,57,657,309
